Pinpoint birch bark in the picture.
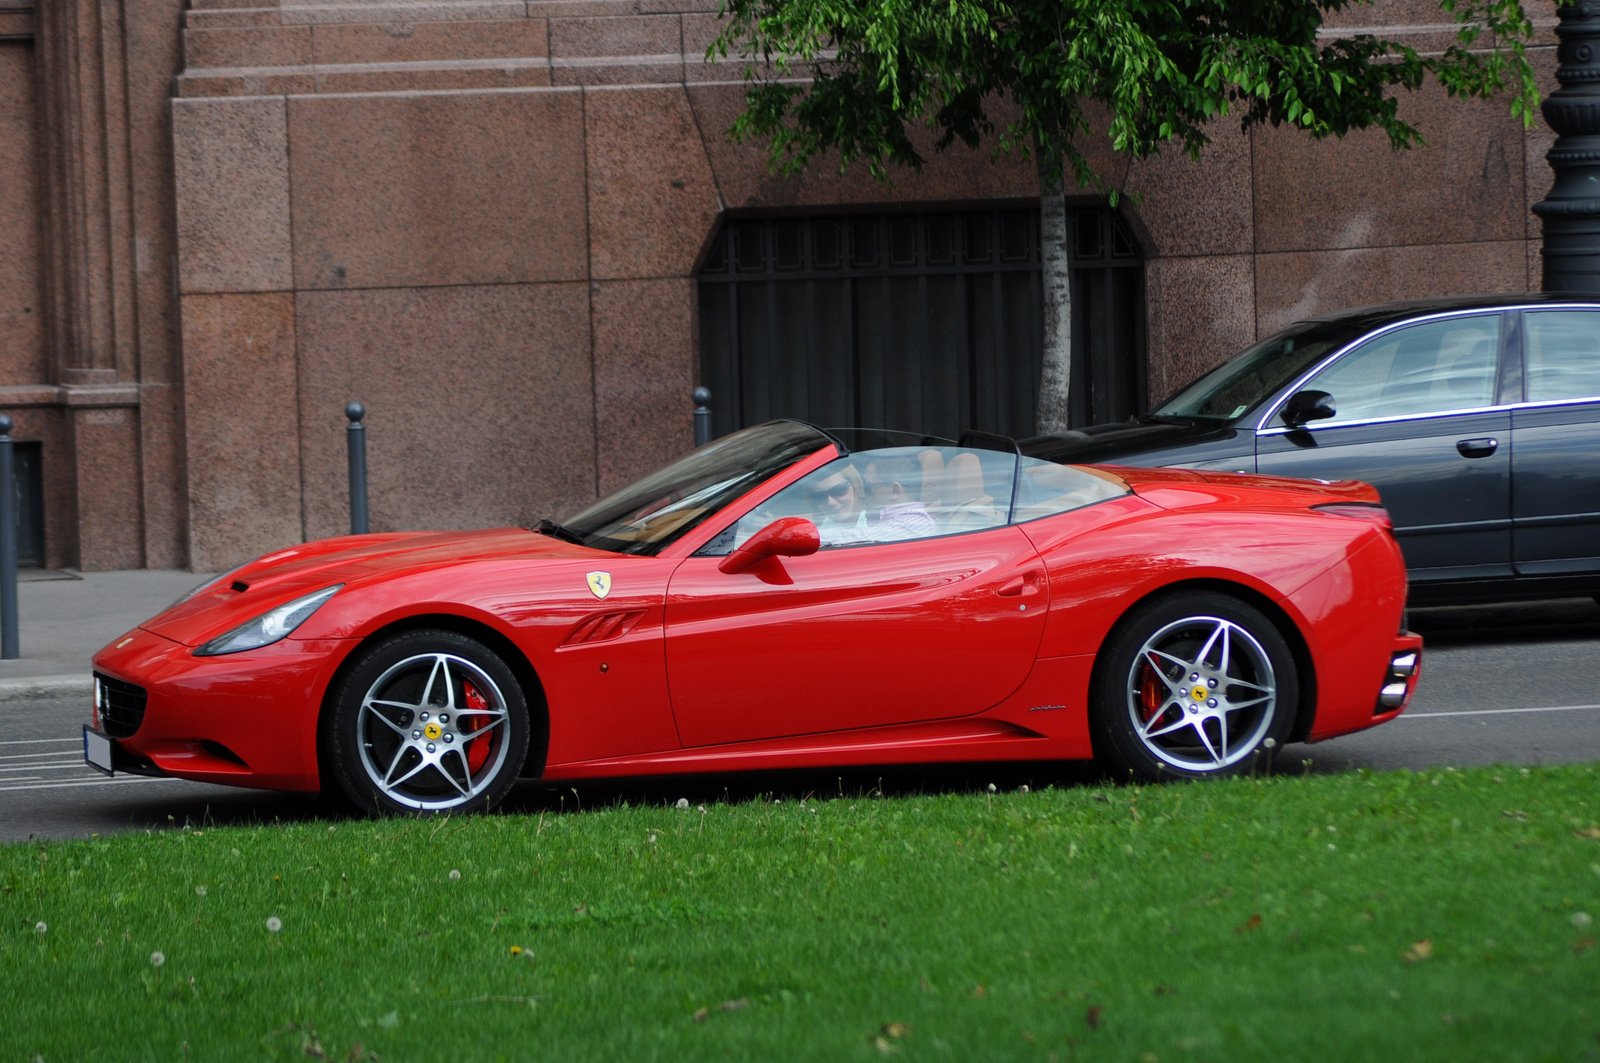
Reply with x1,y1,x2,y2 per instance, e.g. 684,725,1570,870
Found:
1035,151,1073,435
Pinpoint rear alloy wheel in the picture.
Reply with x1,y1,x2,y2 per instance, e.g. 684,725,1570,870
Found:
1092,592,1298,782
326,630,529,816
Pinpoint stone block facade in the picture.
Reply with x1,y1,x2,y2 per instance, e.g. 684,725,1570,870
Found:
0,0,1566,570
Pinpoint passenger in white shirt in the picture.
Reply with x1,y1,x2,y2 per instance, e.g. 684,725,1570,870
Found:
863,454,939,541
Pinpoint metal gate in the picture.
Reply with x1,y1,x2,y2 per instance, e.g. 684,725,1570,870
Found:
697,205,1145,439
1067,207,1146,427
698,210,1043,440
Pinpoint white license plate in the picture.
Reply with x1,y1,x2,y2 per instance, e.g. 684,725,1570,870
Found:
83,726,114,776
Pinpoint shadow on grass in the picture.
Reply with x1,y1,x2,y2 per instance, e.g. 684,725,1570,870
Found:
49,761,1123,838
501,759,1120,817
83,747,1379,833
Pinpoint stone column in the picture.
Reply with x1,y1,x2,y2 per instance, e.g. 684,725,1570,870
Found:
1535,0,1600,292
29,0,157,569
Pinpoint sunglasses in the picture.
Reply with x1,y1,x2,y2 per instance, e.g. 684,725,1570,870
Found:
809,481,854,502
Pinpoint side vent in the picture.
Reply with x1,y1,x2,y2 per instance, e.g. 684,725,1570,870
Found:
561,610,646,648
200,740,249,768
230,581,249,592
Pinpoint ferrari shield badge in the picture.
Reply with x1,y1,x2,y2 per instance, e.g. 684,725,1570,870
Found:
585,571,612,599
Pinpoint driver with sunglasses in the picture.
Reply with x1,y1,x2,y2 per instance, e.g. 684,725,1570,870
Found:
808,464,872,546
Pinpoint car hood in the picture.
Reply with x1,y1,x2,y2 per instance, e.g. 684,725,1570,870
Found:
1021,419,1251,468
141,528,598,647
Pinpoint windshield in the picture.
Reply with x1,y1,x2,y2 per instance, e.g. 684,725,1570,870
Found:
1153,320,1370,423
556,421,833,555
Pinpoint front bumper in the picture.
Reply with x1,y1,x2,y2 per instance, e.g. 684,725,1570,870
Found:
89,628,357,792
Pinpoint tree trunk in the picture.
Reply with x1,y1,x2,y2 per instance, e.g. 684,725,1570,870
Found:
1035,151,1073,435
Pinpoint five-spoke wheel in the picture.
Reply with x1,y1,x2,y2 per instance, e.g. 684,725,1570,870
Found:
1092,592,1297,782
324,630,530,815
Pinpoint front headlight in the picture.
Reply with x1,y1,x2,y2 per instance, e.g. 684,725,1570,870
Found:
193,585,343,657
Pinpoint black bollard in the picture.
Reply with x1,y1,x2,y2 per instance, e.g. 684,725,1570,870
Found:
0,415,16,659
346,402,369,535
693,386,712,448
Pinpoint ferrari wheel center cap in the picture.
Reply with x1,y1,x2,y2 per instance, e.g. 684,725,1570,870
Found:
423,722,443,741
1190,686,1208,701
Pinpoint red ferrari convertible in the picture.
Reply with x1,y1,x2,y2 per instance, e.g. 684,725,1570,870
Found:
86,423,1421,815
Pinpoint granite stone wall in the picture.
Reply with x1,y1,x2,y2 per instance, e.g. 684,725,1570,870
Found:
0,0,1565,570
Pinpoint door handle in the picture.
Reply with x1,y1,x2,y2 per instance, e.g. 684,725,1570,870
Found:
998,572,1043,597
1456,437,1499,458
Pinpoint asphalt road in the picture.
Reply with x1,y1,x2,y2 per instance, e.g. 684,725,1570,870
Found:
4,596,1597,843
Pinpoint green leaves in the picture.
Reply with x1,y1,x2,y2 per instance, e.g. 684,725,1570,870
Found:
714,0,1551,189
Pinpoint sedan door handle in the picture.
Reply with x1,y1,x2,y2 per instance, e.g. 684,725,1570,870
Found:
998,572,1043,597
1456,437,1499,458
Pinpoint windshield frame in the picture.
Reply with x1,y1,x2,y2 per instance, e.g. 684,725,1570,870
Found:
554,420,836,556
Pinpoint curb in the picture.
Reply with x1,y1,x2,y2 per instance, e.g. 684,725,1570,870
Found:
0,676,94,702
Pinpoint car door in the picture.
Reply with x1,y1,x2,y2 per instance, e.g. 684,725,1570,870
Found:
1511,308,1600,576
1254,312,1512,582
663,446,1048,747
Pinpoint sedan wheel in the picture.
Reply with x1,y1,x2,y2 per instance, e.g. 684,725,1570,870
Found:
325,631,530,816
1092,592,1298,782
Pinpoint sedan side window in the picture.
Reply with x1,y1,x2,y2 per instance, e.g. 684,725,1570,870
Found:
1293,315,1502,425
1524,311,1600,403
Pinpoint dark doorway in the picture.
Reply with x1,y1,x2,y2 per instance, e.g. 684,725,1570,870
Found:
12,441,42,568
1067,207,1146,427
698,210,1043,440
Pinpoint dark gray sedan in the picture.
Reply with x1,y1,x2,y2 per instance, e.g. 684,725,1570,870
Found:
1022,293,1600,605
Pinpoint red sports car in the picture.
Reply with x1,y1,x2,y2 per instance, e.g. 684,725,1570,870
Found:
86,424,1421,815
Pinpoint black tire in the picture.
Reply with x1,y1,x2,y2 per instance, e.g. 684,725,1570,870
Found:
1090,591,1299,783
323,630,530,816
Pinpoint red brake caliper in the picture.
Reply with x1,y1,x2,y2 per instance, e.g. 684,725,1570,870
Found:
462,680,494,773
1138,659,1165,722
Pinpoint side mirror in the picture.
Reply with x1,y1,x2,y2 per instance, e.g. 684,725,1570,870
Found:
1280,389,1337,429
717,516,821,575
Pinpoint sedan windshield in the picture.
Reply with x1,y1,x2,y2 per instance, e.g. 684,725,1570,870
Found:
554,421,833,555
1153,319,1371,423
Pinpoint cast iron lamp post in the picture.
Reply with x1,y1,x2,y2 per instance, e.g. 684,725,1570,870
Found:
1535,0,1600,292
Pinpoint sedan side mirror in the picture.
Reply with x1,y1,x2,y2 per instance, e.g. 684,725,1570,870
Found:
1280,389,1337,429
717,516,821,575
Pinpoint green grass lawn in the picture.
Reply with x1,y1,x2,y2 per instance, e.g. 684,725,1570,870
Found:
4,764,1599,1062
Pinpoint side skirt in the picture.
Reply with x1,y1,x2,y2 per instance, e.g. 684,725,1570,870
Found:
540,719,1072,781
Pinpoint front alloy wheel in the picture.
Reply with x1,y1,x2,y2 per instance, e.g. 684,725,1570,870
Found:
326,631,530,815
1092,592,1298,782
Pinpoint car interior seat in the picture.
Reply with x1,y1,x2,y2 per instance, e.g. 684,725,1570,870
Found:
939,452,1005,533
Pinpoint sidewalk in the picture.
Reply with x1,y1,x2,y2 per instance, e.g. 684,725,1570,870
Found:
0,569,210,700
